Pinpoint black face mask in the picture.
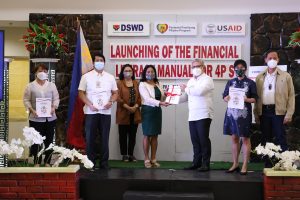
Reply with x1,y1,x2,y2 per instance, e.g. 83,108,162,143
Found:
235,69,245,77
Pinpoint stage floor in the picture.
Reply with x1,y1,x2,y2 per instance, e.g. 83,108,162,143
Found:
79,168,263,200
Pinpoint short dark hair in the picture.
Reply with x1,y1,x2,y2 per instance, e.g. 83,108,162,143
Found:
94,53,106,63
34,63,48,73
234,59,247,70
119,64,136,80
140,65,159,83
264,50,279,59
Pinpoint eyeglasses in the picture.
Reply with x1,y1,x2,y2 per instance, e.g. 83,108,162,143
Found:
191,65,204,69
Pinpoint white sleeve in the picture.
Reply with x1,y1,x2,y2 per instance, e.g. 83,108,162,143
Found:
179,92,188,103
51,83,60,108
78,75,87,91
111,77,118,91
23,84,32,109
139,82,160,107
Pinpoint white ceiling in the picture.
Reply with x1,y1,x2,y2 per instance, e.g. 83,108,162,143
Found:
0,0,299,25
0,0,299,12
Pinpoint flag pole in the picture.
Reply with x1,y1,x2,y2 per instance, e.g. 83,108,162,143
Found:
76,17,80,30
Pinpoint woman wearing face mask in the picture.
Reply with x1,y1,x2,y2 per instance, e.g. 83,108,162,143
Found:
116,64,141,162
23,63,60,167
139,65,169,168
223,59,258,175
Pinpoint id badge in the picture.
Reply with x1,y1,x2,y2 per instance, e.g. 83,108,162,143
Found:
96,81,101,88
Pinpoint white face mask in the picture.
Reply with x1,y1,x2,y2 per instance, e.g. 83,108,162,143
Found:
123,72,132,78
36,72,48,80
94,62,105,71
192,68,202,77
267,59,278,69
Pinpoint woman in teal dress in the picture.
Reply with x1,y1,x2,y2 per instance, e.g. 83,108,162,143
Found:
139,65,169,168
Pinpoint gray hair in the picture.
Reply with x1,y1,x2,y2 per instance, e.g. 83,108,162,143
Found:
192,59,205,66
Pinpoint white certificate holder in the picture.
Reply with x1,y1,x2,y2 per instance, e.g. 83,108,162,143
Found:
92,92,110,110
36,98,52,117
165,85,182,105
228,88,245,109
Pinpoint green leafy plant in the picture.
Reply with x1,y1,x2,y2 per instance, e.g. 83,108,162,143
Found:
288,28,300,48
23,23,68,56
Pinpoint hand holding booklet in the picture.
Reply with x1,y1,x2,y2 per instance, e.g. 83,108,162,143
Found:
92,92,110,110
36,98,52,117
165,85,182,104
228,87,245,109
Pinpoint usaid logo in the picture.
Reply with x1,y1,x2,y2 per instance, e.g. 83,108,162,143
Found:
108,22,150,36
206,24,216,34
202,23,246,36
216,24,243,32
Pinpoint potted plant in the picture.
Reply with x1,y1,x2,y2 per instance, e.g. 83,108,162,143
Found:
23,23,68,58
0,127,93,199
287,28,300,63
254,143,300,200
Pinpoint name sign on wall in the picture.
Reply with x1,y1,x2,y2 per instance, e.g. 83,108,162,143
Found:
153,22,197,36
110,43,241,79
107,21,150,36
114,62,235,79
202,23,246,36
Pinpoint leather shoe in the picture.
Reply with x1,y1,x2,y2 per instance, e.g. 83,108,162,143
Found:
198,166,210,172
129,155,137,162
100,165,110,170
122,155,129,162
225,166,240,173
184,165,199,170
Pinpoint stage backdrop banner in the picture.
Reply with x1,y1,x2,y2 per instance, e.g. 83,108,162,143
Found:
103,14,251,162
110,43,241,79
0,31,4,101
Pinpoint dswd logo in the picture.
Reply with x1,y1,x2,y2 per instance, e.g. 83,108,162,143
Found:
113,24,120,31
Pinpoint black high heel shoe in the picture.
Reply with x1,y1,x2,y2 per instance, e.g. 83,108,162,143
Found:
240,171,248,175
225,166,240,173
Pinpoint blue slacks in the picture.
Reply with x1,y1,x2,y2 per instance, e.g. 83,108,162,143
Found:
85,114,111,168
189,118,212,168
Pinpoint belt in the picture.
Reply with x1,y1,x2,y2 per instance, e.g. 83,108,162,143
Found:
263,104,275,109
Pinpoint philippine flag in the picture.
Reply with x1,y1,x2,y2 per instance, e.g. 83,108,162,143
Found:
66,25,93,149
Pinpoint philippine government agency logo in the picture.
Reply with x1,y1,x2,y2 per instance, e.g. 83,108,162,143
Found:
206,24,216,34
108,22,150,36
157,24,169,34
113,24,120,31
41,106,47,114
113,23,144,32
